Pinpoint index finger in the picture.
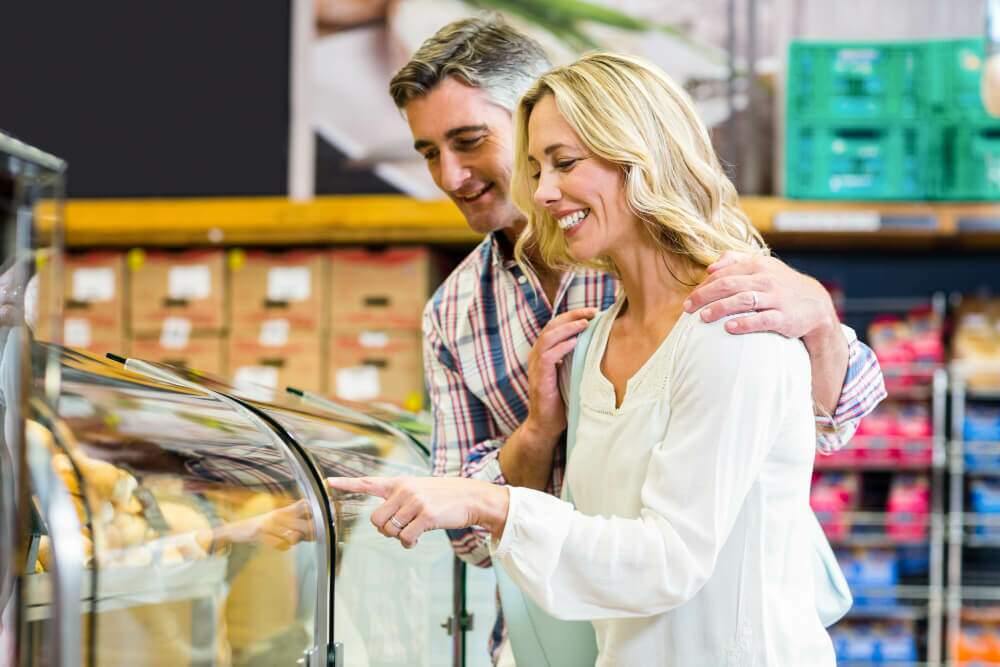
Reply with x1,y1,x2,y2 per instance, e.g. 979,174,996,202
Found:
546,307,599,328
707,250,750,273
684,274,757,312
325,476,395,499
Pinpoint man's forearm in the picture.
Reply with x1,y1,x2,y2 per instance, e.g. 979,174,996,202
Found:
496,418,562,490
804,313,850,416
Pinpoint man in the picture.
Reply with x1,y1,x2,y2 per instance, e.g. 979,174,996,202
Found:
388,15,885,663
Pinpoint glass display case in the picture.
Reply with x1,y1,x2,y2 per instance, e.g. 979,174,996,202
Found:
2,131,497,666
10,340,485,667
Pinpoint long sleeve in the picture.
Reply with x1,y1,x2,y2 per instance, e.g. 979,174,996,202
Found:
815,325,887,454
423,307,504,567
491,318,811,620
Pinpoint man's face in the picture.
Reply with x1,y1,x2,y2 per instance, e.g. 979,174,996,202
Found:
405,77,524,236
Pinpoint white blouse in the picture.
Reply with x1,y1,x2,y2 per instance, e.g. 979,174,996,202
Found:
491,301,835,666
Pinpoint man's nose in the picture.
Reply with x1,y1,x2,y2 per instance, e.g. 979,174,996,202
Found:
439,150,471,193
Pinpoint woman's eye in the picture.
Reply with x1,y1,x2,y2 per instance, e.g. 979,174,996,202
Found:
530,171,540,181
556,159,578,171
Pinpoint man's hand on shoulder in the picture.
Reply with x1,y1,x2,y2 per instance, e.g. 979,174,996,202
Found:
683,251,839,346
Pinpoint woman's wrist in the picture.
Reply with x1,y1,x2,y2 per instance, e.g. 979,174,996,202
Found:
477,482,511,542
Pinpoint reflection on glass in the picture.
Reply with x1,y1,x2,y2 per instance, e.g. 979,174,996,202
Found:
130,359,457,666
23,343,326,666
1,131,68,666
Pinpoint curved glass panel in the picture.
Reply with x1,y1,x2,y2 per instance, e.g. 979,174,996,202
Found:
26,342,326,666
126,360,457,666
0,131,68,666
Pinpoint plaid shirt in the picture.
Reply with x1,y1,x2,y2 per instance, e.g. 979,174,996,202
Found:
423,233,887,570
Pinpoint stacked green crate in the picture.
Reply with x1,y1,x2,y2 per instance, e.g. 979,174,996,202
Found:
929,39,1000,200
786,41,936,200
787,38,1000,200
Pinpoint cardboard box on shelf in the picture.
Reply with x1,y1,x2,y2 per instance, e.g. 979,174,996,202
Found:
129,331,227,377
228,329,324,398
129,249,226,336
329,247,440,330
34,251,126,354
228,249,328,332
328,327,424,411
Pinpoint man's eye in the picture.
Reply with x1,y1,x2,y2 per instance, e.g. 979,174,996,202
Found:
455,136,485,150
422,150,439,161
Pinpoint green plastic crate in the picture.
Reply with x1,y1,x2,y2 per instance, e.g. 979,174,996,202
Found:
937,122,1000,200
926,38,992,120
786,123,936,200
788,41,931,121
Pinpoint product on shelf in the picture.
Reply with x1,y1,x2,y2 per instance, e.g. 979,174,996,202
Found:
811,472,860,540
837,547,898,608
230,330,325,399
830,620,918,663
822,402,933,468
228,249,328,331
328,247,440,330
33,251,127,355
970,479,1000,539
328,328,424,411
886,474,930,542
966,404,1000,442
953,296,1000,392
128,248,228,336
955,620,1000,664
868,307,944,394
129,333,228,377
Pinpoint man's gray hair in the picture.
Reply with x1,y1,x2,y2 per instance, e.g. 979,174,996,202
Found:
389,15,552,112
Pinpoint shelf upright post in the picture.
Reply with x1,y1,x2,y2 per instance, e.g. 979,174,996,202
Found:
928,366,948,666
946,367,968,664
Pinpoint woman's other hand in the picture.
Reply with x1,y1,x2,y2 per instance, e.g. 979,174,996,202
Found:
326,476,510,549
524,307,598,440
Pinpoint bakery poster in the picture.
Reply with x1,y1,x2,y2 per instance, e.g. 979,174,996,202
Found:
310,0,758,197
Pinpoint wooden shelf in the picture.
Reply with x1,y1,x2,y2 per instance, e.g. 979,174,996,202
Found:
34,195,1000,248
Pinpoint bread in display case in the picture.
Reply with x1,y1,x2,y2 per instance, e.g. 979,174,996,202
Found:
116,357,456,666
14,341,473,666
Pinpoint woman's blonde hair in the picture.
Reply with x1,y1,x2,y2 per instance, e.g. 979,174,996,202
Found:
512,52,766,277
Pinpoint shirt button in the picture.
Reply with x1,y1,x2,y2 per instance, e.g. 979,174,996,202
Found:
518,276,527,284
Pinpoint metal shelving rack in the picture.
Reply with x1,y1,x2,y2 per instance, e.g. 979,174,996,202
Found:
818,295,948,666
946,361,1000,665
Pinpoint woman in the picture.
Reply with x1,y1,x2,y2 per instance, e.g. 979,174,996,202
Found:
329,52,835,665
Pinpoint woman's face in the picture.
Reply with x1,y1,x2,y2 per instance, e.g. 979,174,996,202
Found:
526,94,640,263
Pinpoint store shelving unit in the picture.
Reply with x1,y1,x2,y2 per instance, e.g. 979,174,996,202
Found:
946,361,1000,665
31,196,1000,248
817,295,948,666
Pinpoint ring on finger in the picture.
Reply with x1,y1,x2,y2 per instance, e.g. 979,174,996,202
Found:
389,516,406,531
749,290,758,310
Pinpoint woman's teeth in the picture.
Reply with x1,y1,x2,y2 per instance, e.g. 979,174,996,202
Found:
557,209,590,230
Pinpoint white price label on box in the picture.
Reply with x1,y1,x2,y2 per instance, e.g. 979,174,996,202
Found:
267,267,311,302
64,318,92,348
773,211,881,232
259,319,290,347
159,317,192,350
358,331,388,348
168,265,211,300
234,366,279,401
335,365,380,401
72,268,115,302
